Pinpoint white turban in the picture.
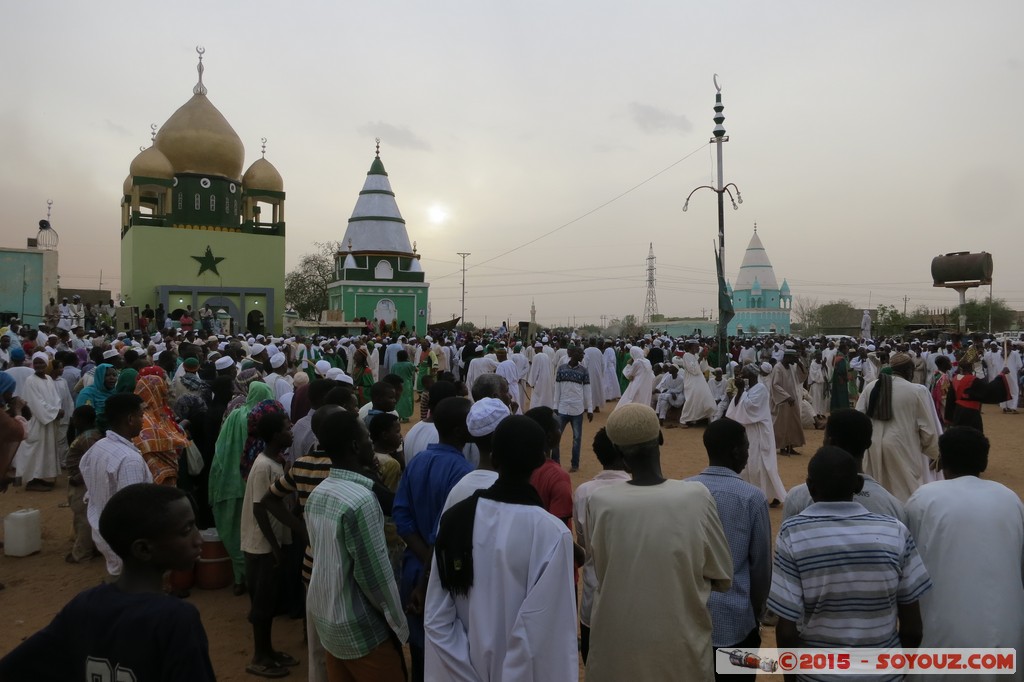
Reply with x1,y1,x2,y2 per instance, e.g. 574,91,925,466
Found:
270,353,287,369
466,397,511,437
315,360,332,377
214,356,234,371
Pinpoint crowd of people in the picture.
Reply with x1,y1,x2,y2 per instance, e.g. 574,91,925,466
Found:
0,317,1022,681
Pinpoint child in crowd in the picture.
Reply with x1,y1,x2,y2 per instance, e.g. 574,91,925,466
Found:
0,483,215,680
65,405,102,564
241,411,297,678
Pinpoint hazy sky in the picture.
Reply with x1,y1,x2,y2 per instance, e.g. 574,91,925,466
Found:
2,2,1022,328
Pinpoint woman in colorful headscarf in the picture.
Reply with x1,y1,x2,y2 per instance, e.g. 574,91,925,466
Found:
350,345,375,406
209,380,274,593
114,367,138,394
225,367,263,418
134,374,190,486
240,398,286,479
75,363,117,432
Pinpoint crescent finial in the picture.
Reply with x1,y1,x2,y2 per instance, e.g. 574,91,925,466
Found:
713,73,722,93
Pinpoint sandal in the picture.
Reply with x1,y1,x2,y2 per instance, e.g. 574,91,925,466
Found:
272,652,299,667
245,661,289,678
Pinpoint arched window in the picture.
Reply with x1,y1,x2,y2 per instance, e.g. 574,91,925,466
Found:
177,192,183,210
374,260,394,280
194,194,201,210
210,195,216,211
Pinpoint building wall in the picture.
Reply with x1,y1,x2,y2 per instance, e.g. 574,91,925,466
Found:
728,309,791,336
328,281,429,336
0,248,58,325
121,225,284,333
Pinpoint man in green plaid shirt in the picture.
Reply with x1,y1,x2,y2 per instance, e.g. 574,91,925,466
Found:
305,410,409,681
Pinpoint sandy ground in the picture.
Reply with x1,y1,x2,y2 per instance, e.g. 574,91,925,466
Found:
2,401,1022,680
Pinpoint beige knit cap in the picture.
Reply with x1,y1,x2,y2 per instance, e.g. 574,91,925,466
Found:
606,403,661,446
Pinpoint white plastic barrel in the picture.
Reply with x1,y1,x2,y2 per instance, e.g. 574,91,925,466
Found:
4,509,42,557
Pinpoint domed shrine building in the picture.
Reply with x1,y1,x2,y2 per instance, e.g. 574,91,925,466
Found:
328,146,429,336
727,226,792,336
120,50,284,334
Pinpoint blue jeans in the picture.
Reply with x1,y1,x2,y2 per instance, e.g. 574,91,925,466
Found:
554,412,584,468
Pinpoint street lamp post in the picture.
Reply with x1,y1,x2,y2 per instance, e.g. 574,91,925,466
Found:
457,252,471,327
683,74,742,370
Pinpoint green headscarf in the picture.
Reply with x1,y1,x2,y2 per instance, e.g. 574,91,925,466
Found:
114,368,138,394
75,364,115,413
209,381,274,504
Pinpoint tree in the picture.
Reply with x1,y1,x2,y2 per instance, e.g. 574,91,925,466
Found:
793,296,821,333
620,314,643,338
817,300,858,332
962,295,1015,332
875,303,907,337
285,241,338,321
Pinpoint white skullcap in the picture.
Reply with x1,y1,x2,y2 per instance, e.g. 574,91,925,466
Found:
251,343,266,355
534,342,542,348
466,398,511,437
270,353,287,369
475,345,484,352
31,351,49,364
760,362,773,375
102,349,120,360
215,356,234,371
334,371,354,385
218,342,227,351
867,344,876,352
315,360,332,377
606,403,660,446
325,367,347,381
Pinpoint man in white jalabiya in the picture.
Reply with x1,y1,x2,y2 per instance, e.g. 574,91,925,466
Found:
677,340,716,428
726,363,786,507
856,352,941,503
905,427,1024,677
14,352,64,491
582,339,606,412
806,351,829,418
997,342,1022,414
527,346,555,410
601,341,621,402
616,346,654,410
654,365,685,425
425,416,578,681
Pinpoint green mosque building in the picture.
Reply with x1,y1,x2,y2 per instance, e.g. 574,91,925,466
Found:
120,50,285,334
328,145,428,336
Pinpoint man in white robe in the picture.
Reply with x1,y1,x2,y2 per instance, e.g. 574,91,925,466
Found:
601,342,621,401
905,427,1024,677
585,404,732,682
616,346,654,410
654,365,685,423
677,341,716,426
807,353,828,416
57,299,74,332
495,351,523,414
13,353,63,489
726,364,787,505
856,353,941,503
769,351,806,454
510,344,529,407
464,349,498,397
425,416,579,681
582,341,606,410
527,350,554,410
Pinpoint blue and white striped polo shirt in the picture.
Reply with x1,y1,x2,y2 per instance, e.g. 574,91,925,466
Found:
769,501,932,652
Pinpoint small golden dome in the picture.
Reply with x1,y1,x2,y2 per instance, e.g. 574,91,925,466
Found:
154,94,244,180
123,175,133,195
129,146,174,180
242,157,284,192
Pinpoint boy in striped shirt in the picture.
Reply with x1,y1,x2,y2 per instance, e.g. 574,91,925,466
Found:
769,447,931,680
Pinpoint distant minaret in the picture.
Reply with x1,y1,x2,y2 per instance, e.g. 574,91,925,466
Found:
530,298,536,325
642,243,659,325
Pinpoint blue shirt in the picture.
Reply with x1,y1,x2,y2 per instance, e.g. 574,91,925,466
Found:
688,466,772,647
393,442,474,556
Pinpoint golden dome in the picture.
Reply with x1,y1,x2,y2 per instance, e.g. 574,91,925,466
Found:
129,145,174,180
242,157,284,192
154,94,244,180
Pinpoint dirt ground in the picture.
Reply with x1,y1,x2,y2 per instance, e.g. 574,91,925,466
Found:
2,402,1021,680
